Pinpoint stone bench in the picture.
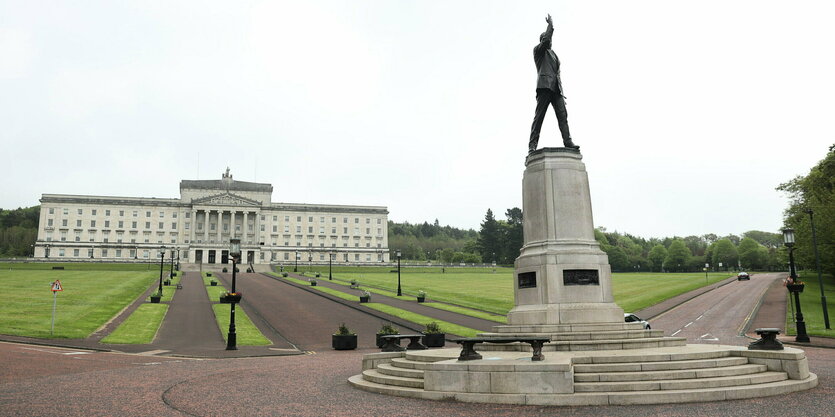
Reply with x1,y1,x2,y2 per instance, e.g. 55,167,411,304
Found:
748,328,784,350
380,334,428,352
453,337,551,361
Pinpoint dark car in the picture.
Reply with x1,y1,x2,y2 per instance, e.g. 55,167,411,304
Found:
624,313,650,329
737,272,750,281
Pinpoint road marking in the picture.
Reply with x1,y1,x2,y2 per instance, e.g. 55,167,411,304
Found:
21,347,94,355
700,333,710,338
61,351,92,355
684,322,693,328
696,315,704,321
671,330,681,336
136,349,171,356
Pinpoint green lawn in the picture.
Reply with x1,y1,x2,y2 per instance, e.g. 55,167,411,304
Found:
786,272,835,338
0,270,158,338
422,302,507,323
0,262,160,271
363,303,481,337
212,304,272,346
288,267,733,316
101,304,168,344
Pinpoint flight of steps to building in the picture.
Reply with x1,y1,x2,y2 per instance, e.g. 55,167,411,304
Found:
349,345,817,406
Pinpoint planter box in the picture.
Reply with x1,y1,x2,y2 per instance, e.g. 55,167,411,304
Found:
282,272,288,277
206,272,212,277
416,296,425,303
360,295,370,303
150,295,161,303
310,281,317,286
423,333,445,348
222,268,228,273
210,281,218,286
332,334,358,350
219,294,242,304
164,280,171,286
787,283,805,293
315,273,321,278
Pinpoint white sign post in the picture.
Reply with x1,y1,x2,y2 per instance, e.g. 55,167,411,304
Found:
50,280,63,336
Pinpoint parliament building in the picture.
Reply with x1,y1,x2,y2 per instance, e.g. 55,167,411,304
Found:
33,169,390,266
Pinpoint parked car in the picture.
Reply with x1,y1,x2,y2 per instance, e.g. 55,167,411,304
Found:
624,313,651,329
737,272,750,281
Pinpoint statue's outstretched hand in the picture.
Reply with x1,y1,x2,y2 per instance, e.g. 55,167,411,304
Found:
546,14,553,25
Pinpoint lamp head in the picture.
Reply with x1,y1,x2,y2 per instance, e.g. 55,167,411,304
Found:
782,228,795,247
229,238,241,258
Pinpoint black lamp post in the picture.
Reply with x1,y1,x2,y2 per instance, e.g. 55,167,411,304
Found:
294,250,299,272
396,250,402,297
783,228,810,343
176,248,181,271
328,251,334,280
158,246,166,294
45,244,50,258
227,238,241,350
169,249,175,279
805,209,831,329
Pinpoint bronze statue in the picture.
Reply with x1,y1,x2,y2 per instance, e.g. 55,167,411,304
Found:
529,14,578,152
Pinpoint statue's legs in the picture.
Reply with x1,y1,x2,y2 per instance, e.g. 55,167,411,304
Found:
529,89,552,152
551,96,576,147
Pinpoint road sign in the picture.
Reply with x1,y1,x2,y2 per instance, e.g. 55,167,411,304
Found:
51,280,63,292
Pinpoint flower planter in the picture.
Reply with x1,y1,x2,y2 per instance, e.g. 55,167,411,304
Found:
206,272,212,277
787,283,805,293
222,267,228,273
423,333,445,348
315,273,321,278
219,294,242,304
282,272,288,277
359,295,370,303
150,295,161,303
416,296,425,303
210,281,217,286
164,280,171,286
310,281,317,286
332,334,357,350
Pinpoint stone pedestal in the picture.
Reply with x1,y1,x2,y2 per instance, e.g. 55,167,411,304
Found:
504,148,623,327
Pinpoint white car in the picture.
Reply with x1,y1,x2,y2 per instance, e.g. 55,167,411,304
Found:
624,313,651,329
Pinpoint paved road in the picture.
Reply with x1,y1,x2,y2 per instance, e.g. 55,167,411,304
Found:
1,340,832,417
652,272,783,346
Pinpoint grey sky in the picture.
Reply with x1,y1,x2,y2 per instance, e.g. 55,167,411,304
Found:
2,1,833,239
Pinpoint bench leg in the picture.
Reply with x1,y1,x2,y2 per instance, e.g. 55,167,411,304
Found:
381,338,405,353
529,340,545,361
406,336,427,350
748,332,784,350
457,341,482,361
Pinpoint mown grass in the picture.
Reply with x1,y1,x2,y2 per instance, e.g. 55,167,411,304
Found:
0,270,158,338
212,304,272,346
363,303,481,337
785,272,835,338
101,304,168,344
295,267,734,315
0,262,159,271
422,302,507,323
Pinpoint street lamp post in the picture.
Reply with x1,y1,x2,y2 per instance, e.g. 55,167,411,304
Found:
157,246,166,294
176,248,181,271
805,209,831,329
329,251,334,280
169,249,175,279
294,250,299,272
396,250,402,297
783,228,810,343
227,238,241,350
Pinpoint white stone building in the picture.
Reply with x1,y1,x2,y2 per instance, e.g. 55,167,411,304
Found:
33,170,390,265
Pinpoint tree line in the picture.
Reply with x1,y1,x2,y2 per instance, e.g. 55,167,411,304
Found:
0,206,39,257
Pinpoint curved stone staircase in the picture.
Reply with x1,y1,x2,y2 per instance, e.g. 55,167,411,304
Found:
349,345,817,406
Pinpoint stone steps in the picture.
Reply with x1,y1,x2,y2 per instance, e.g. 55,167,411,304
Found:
574,371,787,392
478,329,664,341
477,337,687,352
575,363,765,382
389,358,436,370
574,356,748,373
376,363,425,379
362,369,424,389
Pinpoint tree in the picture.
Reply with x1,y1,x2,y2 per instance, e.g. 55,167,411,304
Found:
501,208,524,264
648,244,668,272
738,237,768,270
742,230,783,249
664,239,691,272
778,144,835,277
476,209,501,263
604,246,630,272
711,238,739,270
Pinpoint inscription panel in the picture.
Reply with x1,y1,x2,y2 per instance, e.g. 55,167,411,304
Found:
563,269,599,286
518,271,537,289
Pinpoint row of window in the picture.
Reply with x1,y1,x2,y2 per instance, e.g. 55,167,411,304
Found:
47,219,179,230
49,207,182,219
45,248,187,259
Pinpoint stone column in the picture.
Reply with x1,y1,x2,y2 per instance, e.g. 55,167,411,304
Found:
203,210,209,243
216,210,222,243
243,211,249,242
190,209,197,245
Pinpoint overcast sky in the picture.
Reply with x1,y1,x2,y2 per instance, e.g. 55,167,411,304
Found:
2,1,833,239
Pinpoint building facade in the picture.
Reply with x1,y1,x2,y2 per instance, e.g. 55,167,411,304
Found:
34,170,390,265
